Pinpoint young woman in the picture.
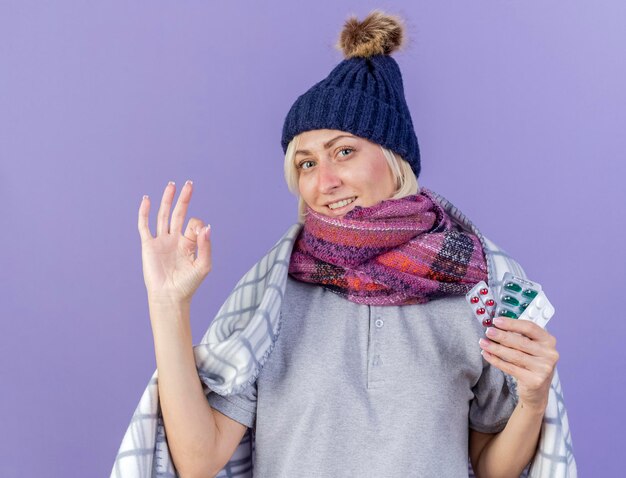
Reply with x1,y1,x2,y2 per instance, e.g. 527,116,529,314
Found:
132,11,568,478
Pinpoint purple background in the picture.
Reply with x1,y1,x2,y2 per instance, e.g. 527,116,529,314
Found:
1,1,624,476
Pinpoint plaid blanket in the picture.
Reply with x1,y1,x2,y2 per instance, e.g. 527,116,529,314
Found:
111,190,576,477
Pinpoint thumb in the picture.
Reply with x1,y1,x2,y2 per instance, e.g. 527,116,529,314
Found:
195,224,212,275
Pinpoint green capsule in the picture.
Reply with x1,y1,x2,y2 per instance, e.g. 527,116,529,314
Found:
499,309,518,319
522,289,538,299
520,303,529,310
502,295,520,307
504,282,522,293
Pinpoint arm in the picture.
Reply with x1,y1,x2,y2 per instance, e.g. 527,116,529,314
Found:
138,181,248,477
150,300,247,478
469,401,544,478
471,316,558,478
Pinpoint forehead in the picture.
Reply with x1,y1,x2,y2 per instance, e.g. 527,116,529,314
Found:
297,129,359,149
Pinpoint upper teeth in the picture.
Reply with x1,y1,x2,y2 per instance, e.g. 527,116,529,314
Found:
328,197,356,210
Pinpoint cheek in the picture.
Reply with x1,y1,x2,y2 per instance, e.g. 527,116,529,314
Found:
297,175,314,200
360,160,393,191
373,160,391,179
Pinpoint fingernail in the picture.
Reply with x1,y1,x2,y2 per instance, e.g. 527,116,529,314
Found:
494,317,505,326
186,179,193,186
168,181,175,186
143,195,148,200
195,227,200,235
205,224,211,239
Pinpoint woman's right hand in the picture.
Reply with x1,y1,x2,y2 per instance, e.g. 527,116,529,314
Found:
137,180,212,306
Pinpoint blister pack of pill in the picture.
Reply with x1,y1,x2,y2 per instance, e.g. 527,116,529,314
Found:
465,281,497,327
465,272,555,328
498,273,542,319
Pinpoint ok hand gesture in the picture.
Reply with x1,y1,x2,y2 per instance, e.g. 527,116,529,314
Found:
137,180,212,306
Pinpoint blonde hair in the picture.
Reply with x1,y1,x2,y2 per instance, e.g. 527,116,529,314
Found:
284,133,419,223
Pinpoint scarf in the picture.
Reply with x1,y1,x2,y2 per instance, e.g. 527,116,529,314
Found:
289,188,489,305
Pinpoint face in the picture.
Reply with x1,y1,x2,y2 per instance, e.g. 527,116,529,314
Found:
295,129,397,218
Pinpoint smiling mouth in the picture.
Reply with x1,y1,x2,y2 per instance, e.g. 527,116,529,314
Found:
327,196,357,210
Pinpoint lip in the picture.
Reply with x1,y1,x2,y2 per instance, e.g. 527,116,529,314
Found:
326,196,357,213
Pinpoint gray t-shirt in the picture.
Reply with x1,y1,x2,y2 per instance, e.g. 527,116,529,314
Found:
208,275,517,477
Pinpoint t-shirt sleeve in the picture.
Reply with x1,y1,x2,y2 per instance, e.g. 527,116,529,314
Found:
469,360,518,433
207,381,258,429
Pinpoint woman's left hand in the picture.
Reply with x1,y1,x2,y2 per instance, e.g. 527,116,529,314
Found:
479,317,559,413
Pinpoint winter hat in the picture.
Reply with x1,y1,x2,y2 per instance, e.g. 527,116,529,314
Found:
281,11,421,178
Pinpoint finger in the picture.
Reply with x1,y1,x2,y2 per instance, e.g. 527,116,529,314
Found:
484,325,546,357
170,179,193,235
480,338,548,372
492,317,550,342
156,181,176,236
480,348,537,383
137,195,153,242
196,224,212,275
183,218,206,243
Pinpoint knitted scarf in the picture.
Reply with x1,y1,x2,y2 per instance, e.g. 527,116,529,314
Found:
288,188,489,305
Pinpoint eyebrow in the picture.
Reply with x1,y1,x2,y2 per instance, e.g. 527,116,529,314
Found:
294,134,356,157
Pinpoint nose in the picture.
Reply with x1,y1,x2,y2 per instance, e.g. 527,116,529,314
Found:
317,159,342,194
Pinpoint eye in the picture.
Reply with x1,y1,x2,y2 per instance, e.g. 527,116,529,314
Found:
337,147,354,158
297,160,315,170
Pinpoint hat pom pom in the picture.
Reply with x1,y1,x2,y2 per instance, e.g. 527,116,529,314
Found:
337,10,405,59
